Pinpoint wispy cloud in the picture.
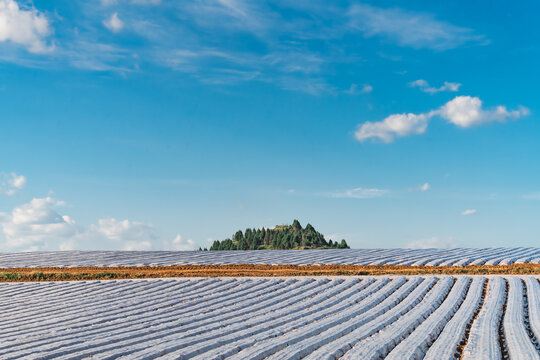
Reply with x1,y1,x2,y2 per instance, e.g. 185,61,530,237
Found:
183,0,277,37
0,1,487,95
329,187,388,199
0,172,26,195
263,51,324,74
409,79,461,94
163,47,333,93
103,13,124,33
345,83,372,95
64,41,134,72
521,193,540,200
101,0,162,6
407,236,459,249
348,4,484,50
278,76,335,96
461,209,477,216
409,182,430,192
165,48,254,74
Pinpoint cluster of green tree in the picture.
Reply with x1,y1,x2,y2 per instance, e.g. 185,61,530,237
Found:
206,220,349,251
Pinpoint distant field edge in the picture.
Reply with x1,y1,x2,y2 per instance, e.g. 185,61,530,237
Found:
1,263,539,282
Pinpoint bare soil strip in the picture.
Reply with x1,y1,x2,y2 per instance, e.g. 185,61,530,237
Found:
455,278,488,359
0,263,539,282
498,279,510,359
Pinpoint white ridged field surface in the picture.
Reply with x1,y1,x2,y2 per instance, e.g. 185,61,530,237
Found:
1,276,539,359
0,247,539,268
462,277,507,360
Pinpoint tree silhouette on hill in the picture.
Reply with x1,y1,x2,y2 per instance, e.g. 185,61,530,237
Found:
208,220,349,250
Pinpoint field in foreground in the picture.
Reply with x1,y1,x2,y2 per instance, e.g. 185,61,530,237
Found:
1,276,539,359
0,247,539,268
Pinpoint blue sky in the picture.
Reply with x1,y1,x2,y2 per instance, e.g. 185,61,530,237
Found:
1,0,540,251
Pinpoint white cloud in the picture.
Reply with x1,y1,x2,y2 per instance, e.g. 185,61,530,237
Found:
355,96,529,143
409,182,430,192
59,239,76,251
91,217,157,241
0,195,192,251
407,237,459,249
325,233,349,243
0,0,53,53
0,172,26,195
123,240,152,251
103,13,124,33
410,79,461,94
439,96,529,128
461,209,477,216
345,83,372,95
361,84,373,93
348,4,483,50
330,187,388,199
11,173,26,189
355,111,435,143
167,234,196,251
0,197,79,250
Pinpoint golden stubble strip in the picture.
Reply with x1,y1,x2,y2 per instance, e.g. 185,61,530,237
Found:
0,263,538,282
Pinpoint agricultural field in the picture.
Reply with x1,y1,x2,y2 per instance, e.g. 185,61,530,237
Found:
1,275,539,359
0,247,539,268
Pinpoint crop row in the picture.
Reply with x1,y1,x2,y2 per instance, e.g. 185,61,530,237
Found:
0,275,538,359
0,247,539,268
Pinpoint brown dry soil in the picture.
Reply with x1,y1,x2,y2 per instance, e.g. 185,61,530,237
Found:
0,263,539,282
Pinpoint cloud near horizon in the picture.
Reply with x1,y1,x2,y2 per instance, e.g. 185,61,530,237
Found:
0,196,193,251
407,236,459,249
355,96,529,142
167,234,196,251
91,217,157,242
0,197,80,250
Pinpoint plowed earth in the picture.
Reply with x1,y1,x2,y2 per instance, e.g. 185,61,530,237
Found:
1,263,539,282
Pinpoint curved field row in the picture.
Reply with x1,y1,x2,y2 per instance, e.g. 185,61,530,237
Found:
0,248,539,268
0,275,538,359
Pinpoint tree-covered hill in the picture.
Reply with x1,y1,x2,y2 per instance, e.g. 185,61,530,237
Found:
207,220,349,250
